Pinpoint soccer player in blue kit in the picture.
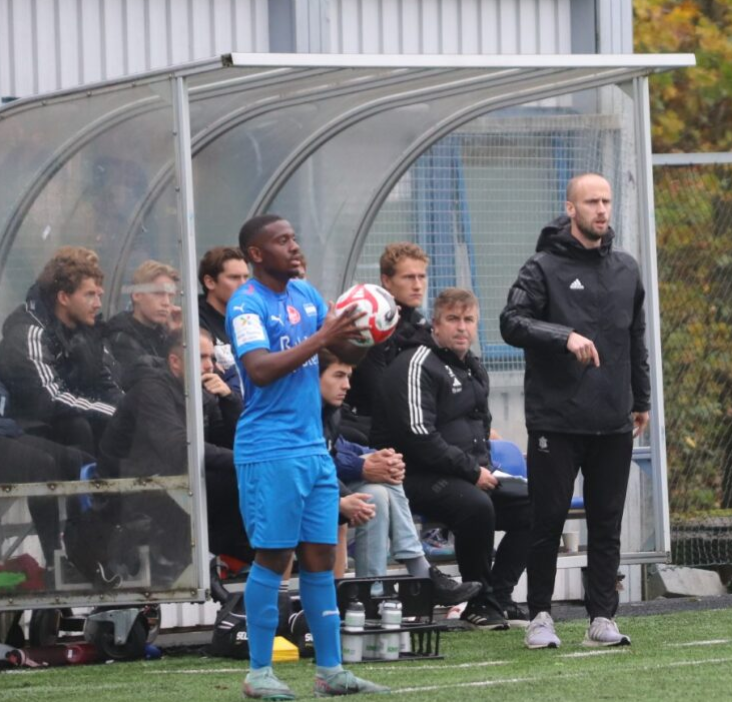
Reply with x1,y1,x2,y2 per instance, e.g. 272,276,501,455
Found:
226,215,390,699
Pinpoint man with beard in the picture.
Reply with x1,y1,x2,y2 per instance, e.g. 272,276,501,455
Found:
500,173,650,649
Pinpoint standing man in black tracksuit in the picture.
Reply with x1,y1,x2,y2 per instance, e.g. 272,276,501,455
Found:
372,288,532,630
500,173,651,650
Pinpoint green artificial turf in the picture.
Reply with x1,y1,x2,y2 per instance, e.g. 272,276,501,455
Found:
4,609,732,701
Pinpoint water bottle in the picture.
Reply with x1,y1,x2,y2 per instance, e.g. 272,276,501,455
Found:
341,600,365,663
362,622,380,660
378,600,402,661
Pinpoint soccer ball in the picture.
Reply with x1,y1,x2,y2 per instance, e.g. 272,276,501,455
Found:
335,283,400,347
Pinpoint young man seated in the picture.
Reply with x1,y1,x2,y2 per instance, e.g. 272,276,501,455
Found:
319,348,482,607
198,247,250,396
105,259,181,390
0,246,121,455
98,329,248,580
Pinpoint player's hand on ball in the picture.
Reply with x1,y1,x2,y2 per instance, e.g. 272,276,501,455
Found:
334,284,400,347
321,301,369,344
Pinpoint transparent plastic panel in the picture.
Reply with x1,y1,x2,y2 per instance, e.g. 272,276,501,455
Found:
0,79,212,606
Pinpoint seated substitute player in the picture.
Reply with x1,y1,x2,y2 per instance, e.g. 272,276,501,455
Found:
319,348,482,605
0,246,121,455
98,328,250,578
226,214,389,699
105,260,181,390
372,288,532,630
198,246,250,396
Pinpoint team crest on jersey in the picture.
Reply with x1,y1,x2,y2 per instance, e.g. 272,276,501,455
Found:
287,305,301,324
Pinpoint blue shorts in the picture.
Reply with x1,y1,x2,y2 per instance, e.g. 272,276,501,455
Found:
236,454,339,549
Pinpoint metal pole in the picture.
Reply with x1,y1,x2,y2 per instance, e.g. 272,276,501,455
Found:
633,76,671,560
172,74,209,600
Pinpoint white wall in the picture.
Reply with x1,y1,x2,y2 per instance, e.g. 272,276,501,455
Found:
0,0,634,100
0,0,268,98
322,0,573,55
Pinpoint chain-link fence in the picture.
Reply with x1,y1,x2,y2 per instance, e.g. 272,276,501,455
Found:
654,155,732,567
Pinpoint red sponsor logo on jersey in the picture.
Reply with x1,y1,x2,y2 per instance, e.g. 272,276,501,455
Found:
287,305,301,324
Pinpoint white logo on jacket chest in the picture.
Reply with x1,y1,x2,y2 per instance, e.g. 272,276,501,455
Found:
444,365,462,393
569,278,585,290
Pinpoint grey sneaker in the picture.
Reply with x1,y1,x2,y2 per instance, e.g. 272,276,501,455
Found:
582,617,631,647
525,611,561,649
314,669,390,697
243,667,296,700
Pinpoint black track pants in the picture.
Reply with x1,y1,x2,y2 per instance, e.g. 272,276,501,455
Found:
526,431,633,620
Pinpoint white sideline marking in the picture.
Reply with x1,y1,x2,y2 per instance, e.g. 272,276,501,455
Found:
359,660,508,671
560,649,629,658
7,683,129,694
389,656,732,696
667,639,731,647
144,661,509,676
146,668,244,674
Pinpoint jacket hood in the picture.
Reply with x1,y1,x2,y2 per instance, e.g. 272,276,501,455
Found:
536,215,615,259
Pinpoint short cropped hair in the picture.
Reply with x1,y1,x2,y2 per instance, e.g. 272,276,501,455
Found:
318,348,351,376
238,214,285,261
37,246,104,304
379,242,429,278
132,260,180,286
432,288,479,322
164,327,213,360
198,247,246,290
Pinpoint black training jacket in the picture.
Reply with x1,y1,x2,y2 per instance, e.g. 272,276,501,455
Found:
98,367,241,479
499,215,651,435
371,334,491,484
0,284,122,425
105,310,168,390
346,305,430,417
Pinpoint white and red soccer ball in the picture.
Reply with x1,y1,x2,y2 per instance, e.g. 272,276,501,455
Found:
335,283,400,347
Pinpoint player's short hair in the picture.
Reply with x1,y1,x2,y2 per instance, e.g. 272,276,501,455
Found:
238,214,285,261
432,288,479,322
37,246,104,304
164,328,185,359
132,260,180,286
198,247,246,290
379,242,429,278
318,348,352,376
164,327,213,360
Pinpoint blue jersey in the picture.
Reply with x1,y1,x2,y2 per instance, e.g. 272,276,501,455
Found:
226,278,329,462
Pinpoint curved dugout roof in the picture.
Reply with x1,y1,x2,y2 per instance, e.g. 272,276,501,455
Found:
0,52,694,314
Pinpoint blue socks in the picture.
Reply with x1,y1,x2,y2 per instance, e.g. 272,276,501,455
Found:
299,568,342,669
244,563,283,670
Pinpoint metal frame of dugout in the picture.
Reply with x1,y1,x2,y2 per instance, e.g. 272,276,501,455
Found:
0,52,694,612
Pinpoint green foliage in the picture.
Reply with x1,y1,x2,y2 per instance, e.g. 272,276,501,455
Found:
654,165,732,513
635,0,732,153
637,2,732,517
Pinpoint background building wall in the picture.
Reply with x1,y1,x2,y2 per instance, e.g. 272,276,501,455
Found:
0,0,633,100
